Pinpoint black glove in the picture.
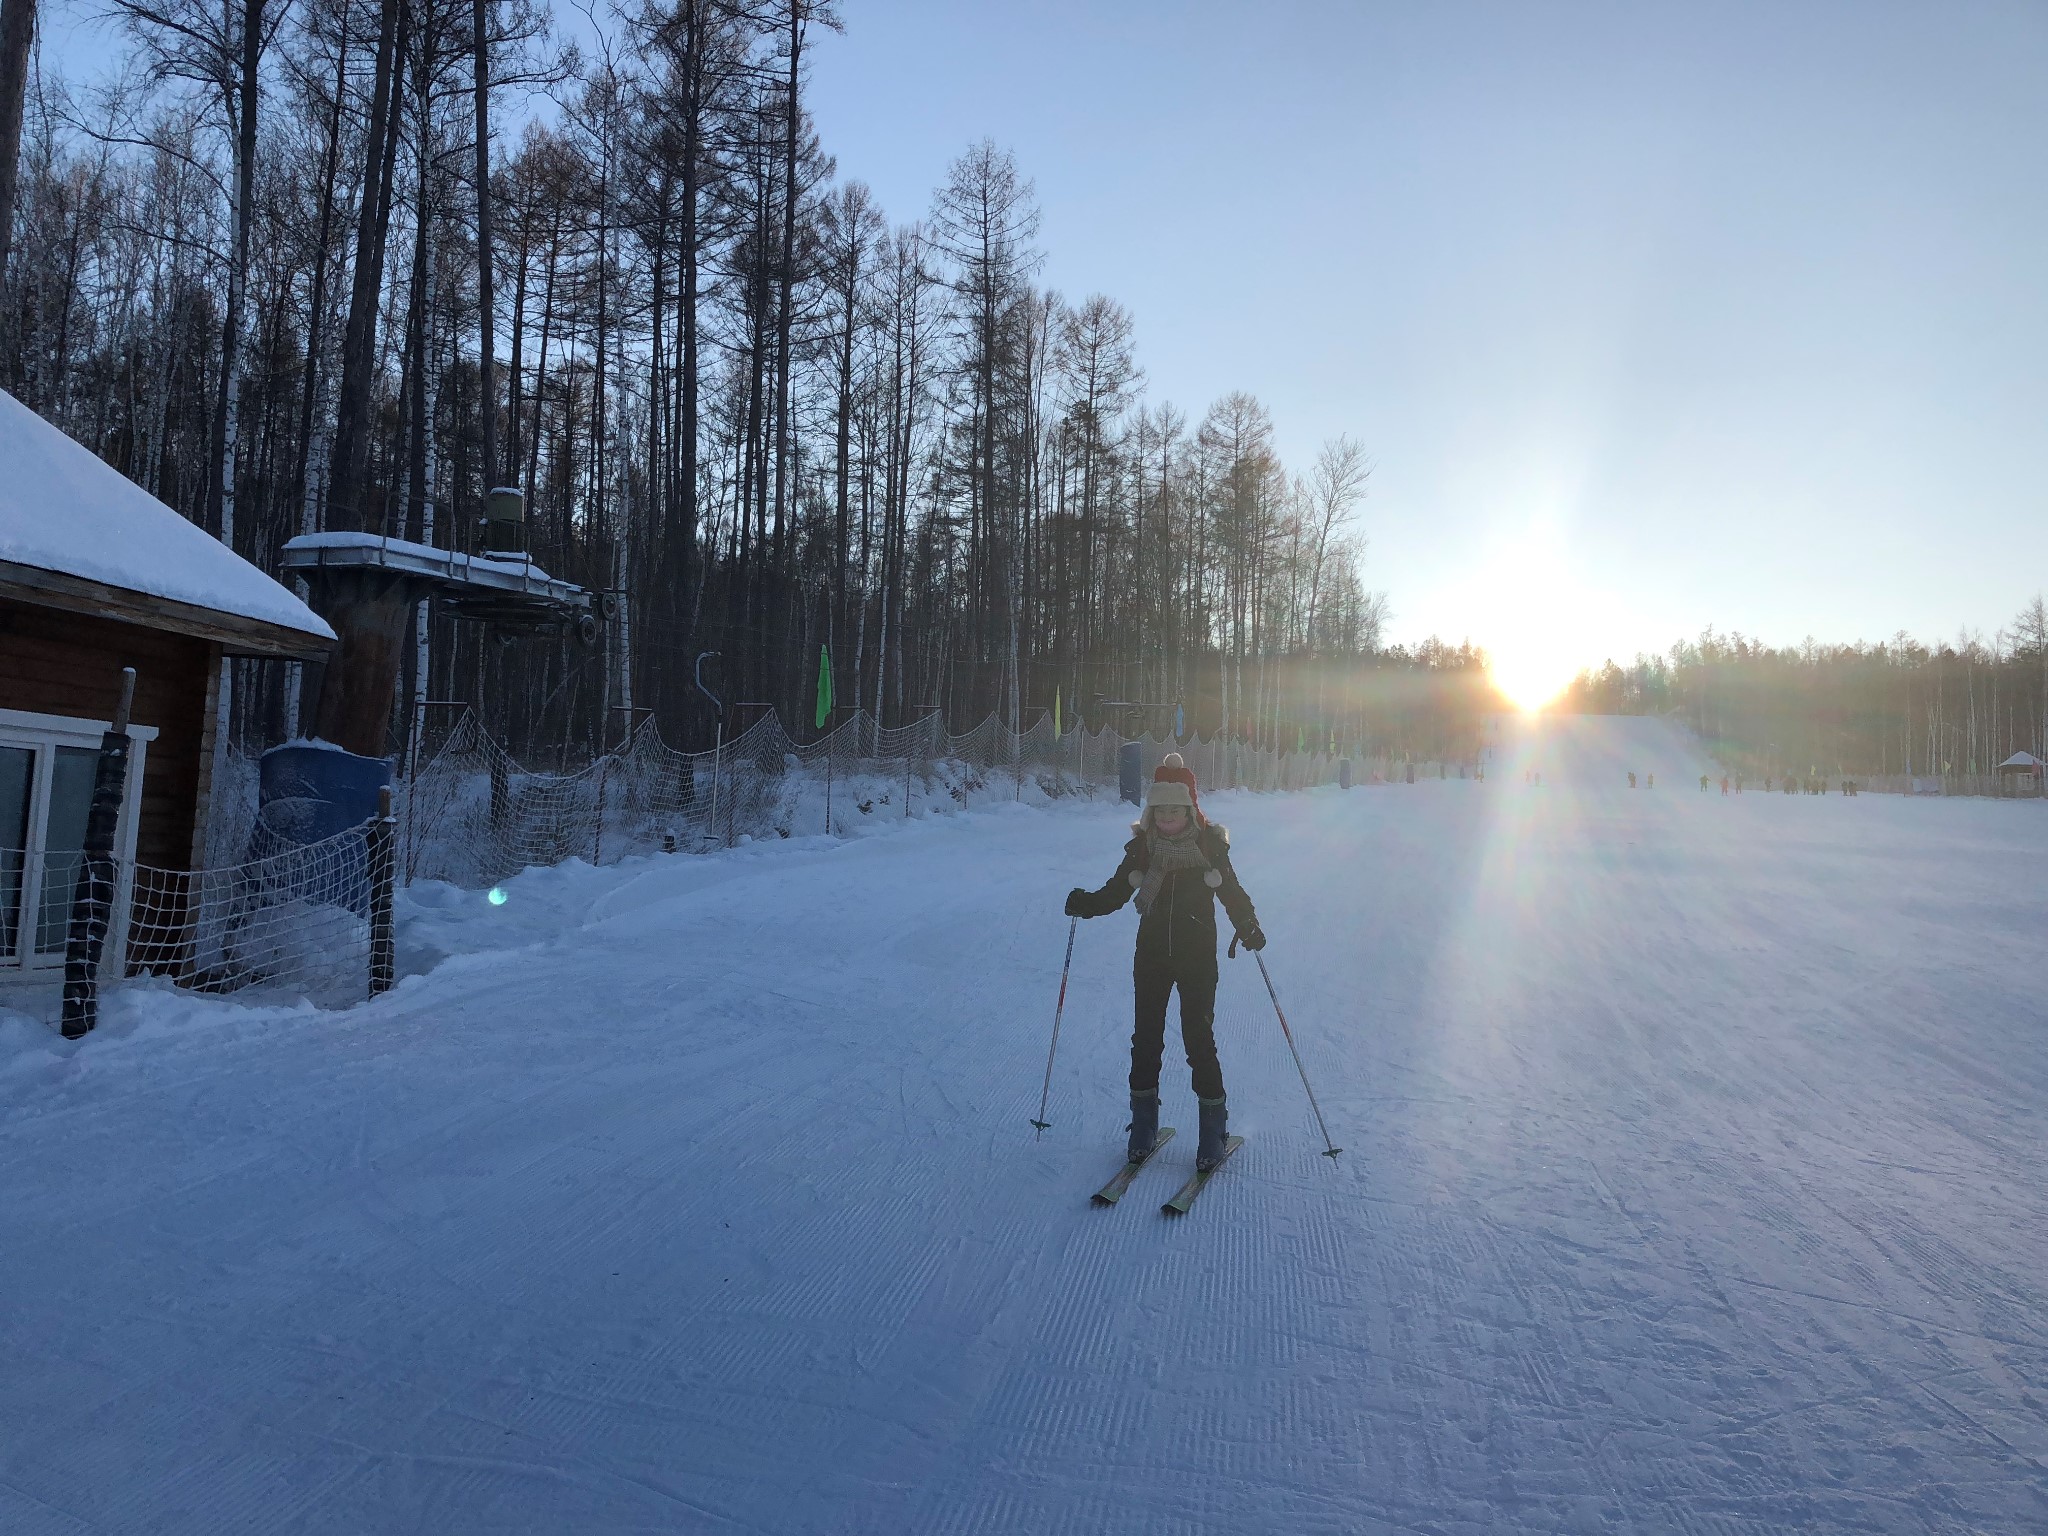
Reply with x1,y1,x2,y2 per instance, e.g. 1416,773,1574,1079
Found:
1064,888,1090,918
1238,923,1266,952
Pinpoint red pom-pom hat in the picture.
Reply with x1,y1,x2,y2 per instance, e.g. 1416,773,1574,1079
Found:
1151,752,1202,822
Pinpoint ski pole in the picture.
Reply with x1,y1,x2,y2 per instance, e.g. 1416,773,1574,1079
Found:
1253,952,1343,1158
1032,916,1079,1137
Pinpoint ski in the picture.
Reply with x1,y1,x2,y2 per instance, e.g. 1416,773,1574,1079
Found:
1090,1127,1177,1205
1161,1135,1244,1215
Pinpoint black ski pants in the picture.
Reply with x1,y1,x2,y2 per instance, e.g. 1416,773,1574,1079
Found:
1129,949,1224,1100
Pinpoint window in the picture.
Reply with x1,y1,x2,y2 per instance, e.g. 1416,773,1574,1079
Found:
0,710,155,975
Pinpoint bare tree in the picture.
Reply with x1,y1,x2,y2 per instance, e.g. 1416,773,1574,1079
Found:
0,0,33,288
1302,434,1369,647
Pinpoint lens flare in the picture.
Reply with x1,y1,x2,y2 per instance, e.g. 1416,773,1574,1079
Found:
487,887,508,907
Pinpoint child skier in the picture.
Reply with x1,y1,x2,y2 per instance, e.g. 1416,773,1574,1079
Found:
1064,754,1265,1172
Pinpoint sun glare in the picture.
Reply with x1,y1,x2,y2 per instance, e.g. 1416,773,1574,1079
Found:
1470,517,1595,713
1489,648,1575,713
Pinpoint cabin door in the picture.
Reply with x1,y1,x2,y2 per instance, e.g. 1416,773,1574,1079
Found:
0,713,152,975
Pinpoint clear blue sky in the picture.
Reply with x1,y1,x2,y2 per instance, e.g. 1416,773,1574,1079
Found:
41,0,2048,682
805,0,2048,684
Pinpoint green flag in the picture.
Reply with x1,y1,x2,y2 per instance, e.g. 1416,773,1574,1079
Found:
1054,687,1062,737
815,644,833,730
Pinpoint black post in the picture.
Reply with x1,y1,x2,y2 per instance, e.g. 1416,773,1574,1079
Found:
488,742,510,830
368,785,396,996
62,668,137,1039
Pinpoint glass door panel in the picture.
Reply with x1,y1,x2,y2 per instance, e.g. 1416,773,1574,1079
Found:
0,745,29,961
34,747,98,957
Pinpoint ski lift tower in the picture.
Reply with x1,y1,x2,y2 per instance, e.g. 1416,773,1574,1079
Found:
281,488,600,764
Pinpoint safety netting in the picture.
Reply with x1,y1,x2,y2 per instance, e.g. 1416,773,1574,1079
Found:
8,711,1367,1016
122,819,387,1007
3,814,387,1015
397,709,1358,891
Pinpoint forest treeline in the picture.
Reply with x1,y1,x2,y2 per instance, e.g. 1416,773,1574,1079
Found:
1560,601,2048,780
0,0,1500,765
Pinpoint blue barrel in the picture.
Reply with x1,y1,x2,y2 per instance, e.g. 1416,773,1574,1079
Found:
1118,741,1144,806
258,744,393,847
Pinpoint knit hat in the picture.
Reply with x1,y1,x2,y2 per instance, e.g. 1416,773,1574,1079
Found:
1144,779,1194,813
1152,752,1202,820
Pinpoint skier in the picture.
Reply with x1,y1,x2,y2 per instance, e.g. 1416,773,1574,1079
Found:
1628,772,1637,789
1065,753,1265,1173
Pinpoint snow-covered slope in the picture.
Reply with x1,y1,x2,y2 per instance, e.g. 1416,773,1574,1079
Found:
1494,709,1722,786
3,781,2045,1532
0,388,332,640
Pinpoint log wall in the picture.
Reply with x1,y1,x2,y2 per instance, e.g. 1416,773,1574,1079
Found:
0,596,213,871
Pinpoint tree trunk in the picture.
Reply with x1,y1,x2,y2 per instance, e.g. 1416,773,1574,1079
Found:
473,0,498,497
0,0,36,289
327,0,406,533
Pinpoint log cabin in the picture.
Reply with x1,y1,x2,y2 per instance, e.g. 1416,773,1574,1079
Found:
0,388,333,988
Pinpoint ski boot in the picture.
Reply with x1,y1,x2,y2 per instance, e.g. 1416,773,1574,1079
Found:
1196,1095,1229,1171
1126,1090,1161,1163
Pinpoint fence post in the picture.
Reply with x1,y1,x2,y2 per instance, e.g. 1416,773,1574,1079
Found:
368,786,397,997
61,668,137,1039
710,719,724,845
488,738,510,829
594,758,608,864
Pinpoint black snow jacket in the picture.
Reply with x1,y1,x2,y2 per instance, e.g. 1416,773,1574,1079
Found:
1071,822,1261,965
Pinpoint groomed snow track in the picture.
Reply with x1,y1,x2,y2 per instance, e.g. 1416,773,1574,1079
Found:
2,716,2044,1533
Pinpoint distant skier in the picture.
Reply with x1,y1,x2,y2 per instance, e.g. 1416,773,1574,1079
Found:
1065,753,1265,1172
1646,774,1654,789
1720,776,1729,795
1700,774,1709,792
1628,772,1637,789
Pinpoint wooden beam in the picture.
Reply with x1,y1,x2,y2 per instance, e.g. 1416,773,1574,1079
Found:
191,644,223,871
0,560,334,660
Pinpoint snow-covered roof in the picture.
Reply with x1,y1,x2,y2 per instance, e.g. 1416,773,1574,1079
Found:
280,531,591,625
0,388,333,651
1999,751,2042,770
283,531,562,588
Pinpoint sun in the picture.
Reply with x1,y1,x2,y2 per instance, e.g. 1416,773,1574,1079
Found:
1488,641,1577,714
1467,512,1598,712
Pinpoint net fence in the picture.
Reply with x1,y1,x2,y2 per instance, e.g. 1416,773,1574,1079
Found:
396,709,1361,890
4,814,388,1017
11,709,1371,1019
123,816,389,1008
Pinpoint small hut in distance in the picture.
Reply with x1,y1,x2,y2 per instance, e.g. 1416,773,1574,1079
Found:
1997,751,2044,796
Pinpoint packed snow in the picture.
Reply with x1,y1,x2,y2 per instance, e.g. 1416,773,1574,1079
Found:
2,715,2044,1533
0,388,332,640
